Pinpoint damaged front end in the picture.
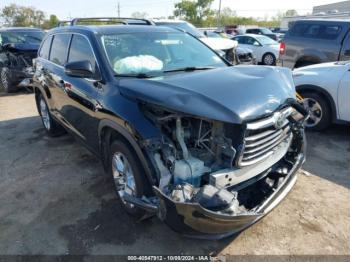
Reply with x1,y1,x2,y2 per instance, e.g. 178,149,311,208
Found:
131,101,307,238
0,44,37,87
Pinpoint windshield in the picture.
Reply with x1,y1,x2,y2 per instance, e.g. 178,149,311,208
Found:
260,28,273,34
101,32,226,76
0,31,44,45
155,22,204,38
255,35,277,45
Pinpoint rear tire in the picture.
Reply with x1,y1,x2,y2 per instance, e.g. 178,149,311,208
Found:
108,139,150,219
262,53,276,66
0,67,17,93
300,91,331,131
37,93,65,136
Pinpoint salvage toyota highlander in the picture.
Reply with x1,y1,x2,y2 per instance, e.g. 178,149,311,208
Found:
33,18,308,239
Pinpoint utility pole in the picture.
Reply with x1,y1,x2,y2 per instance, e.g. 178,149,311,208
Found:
217,0,222,28
117,2,120,17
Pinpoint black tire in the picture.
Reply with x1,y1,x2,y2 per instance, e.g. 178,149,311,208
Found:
37,93,66,136
108,139,150,219
300,91,332,131
0,67,17,93
262,53,276,66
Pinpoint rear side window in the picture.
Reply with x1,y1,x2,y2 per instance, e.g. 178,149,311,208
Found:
68,34,96,71
290,23,341,40
39,36,52,59
50,34,71,66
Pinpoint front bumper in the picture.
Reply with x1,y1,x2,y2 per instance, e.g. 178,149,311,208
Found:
153,137,305,239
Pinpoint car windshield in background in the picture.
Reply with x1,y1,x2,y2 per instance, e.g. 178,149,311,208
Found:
101,32,226,76
0,31,44,45
261,28,273,34
156,22,205,38
256,35,277,45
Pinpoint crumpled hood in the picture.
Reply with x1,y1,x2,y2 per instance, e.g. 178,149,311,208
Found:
118,66,296,124
200,37,238,51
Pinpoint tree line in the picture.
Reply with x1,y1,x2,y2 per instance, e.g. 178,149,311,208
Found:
0,1,299,29
0,4,59,29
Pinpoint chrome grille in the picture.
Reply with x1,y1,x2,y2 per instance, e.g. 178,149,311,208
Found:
239,107,293,167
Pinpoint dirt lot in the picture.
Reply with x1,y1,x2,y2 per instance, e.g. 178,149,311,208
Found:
0,91,349,255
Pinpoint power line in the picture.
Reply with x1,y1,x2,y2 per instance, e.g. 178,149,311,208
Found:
117,2,120,17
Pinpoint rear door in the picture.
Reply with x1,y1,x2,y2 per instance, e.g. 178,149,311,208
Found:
46,33,72,122
57,33,102,151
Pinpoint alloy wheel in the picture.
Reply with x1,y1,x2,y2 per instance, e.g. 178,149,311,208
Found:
40,98,51,130
264,54,274,65
303,97,323,128
112,152,137,208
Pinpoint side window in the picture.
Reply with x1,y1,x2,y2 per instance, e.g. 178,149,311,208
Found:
246,37,258,45
39,36,52,59
50,34,71,66
68,34,97,71
290,23,341,40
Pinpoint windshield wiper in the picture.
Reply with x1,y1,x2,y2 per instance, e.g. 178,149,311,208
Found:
163,66,215,73
114,73,156,79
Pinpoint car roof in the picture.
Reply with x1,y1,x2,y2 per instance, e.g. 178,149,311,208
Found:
235,34,268,38
0,27,43,32
295,19,350,23
48,24,179,35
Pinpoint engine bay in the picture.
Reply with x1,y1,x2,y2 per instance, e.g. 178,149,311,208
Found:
142,103,306,217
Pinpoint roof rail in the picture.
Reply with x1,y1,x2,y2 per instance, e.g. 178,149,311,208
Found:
70,17,154,26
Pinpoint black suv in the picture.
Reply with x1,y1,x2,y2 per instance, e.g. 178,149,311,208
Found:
0,27,45,92
33,18,307,239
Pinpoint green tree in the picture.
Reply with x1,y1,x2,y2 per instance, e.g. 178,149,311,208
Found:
42,15,60,29
285,9,298,17
1,4,46,27
174,0,214,26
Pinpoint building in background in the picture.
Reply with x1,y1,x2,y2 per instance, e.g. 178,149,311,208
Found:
281,1,350,29
313,0,350,14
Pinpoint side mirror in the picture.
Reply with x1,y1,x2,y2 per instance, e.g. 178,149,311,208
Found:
65,60,94,78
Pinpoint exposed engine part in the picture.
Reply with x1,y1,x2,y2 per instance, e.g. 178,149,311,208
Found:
175,117,189,160
141,104,306,218
192,185,239,212
171,183,196,202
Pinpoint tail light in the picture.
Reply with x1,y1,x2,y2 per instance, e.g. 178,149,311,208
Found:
280,42,286,55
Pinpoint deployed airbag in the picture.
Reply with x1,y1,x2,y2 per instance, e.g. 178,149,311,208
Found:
114,55,163,74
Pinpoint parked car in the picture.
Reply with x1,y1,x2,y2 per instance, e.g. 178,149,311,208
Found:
0,27,45,93
293,61,350,130
232,34,280,65
201,30,256,64
280,19,350,69
33,18,307,239
152,19,250,65
245,27,278,41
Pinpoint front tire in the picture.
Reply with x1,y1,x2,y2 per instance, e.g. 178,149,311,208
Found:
108,139,150,219
0,67,17,93
300,91,331,131
262,53,276,66
37,93,65,136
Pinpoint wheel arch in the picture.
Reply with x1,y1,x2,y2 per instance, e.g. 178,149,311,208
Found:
294,56,321,68
296,84,337,121
98,119,157,188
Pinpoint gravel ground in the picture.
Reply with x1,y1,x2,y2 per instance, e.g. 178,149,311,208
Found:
0,92,349,255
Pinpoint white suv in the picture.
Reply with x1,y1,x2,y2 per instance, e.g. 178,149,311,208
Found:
293,61,350,130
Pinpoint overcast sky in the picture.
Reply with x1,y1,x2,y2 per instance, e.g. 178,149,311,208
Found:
0,0,344,20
